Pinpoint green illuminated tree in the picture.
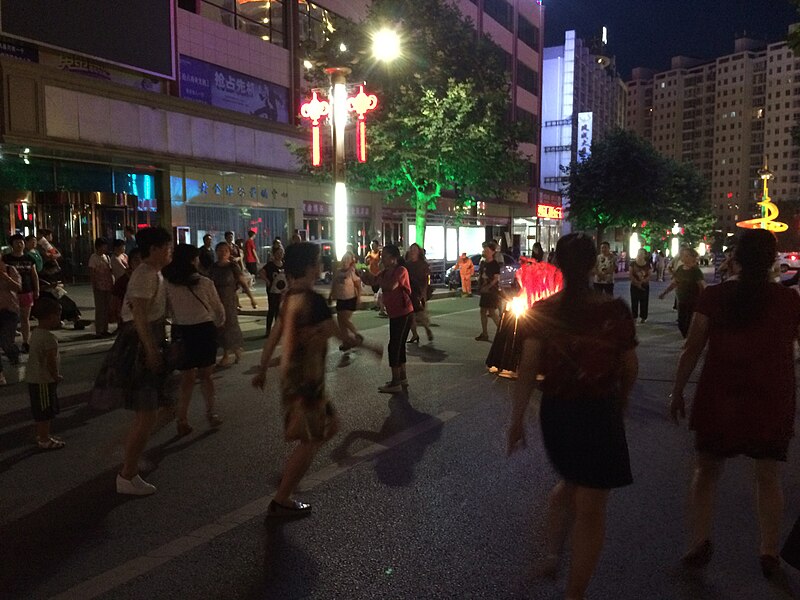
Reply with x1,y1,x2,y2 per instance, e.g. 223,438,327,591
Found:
297,0,528,247
566,129,712,246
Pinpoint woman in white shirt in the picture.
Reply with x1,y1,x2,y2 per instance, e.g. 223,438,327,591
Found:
163,244,226,437
328,251,362,348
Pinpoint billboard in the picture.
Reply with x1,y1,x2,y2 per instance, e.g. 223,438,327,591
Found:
0,0,175,79
577,112,593,162
179,55,290,124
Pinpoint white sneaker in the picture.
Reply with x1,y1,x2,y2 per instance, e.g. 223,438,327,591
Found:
116,473,157,495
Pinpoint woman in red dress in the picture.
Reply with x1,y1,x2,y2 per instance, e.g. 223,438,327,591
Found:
670,229,800,577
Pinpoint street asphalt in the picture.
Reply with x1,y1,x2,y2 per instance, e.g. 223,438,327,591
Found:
2,276,800,599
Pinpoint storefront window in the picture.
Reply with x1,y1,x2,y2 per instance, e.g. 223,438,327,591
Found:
195,0,286,48
299,1,340,49
187,205,287,263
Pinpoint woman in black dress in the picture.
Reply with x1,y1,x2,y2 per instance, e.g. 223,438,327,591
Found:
508,233,639,600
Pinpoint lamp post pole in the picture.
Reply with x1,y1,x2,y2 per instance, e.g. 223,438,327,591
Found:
325,67,351,260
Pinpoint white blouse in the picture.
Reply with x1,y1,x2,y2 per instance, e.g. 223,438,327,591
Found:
165,276,226,327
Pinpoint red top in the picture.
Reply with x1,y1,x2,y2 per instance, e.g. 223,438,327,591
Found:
378,265,413,318
244,238,258,263
522,292,637,401
691,282,800,450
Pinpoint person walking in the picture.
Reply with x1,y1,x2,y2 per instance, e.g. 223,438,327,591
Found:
475,241,501,341
251,242,374,517
656,250,667,282
508,233,638,600
244,230,259,281
0,252,22,386
405,243,433,343
328,250,362,347
457,253,474,297
659,248,705,337
209,241,257,366
366,240,385,316
198,234,215,275
88,237,114,338
361,244,413,393
4,234,39,353
629,248,652,324
93,227,173,495
123,225,137,256
668,229,800,577
163,244,226,437
260,244,287,336
25,297,64,450
593,241,616,296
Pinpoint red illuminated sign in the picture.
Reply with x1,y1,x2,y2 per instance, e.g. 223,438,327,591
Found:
347,85,378,163
536,204,563,219
299,90,330,167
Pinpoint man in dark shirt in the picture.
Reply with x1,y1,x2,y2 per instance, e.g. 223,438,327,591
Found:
198,234,215,275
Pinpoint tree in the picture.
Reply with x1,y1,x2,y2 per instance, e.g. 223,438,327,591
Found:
297,0,528,247
789,1,800,55
566,129,713,246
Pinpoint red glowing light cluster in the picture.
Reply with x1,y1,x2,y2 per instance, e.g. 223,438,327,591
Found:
299,85,378,166
515,259,563,309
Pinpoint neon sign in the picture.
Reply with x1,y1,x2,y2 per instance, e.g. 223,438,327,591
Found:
299,90,330,167
536,204,563,219
299,85,378,167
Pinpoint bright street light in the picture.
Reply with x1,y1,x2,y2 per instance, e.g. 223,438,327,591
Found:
372,28,401,62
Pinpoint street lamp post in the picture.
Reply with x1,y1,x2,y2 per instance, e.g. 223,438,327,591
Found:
325,67,351,261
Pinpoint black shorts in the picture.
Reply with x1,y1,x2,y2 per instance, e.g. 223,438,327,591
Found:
479,292,500,309
336,297,357,312
245,262,258,276
29,383,60,422
172,322,218,371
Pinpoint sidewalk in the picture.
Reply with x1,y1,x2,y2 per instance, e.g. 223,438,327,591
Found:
43,283,461,348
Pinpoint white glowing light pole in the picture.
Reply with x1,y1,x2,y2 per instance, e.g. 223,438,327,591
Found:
325,67,351,260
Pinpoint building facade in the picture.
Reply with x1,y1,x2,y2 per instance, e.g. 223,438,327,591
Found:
0,0,544,277
540,30,626,246
626,27,800,238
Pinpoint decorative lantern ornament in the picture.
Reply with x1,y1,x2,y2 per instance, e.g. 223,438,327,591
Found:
736,160,788,233
348,85,379,162
299,90,331,167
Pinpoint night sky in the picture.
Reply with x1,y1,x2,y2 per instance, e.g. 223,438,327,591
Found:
543,0,800,79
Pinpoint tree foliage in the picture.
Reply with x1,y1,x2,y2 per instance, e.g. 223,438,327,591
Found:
566,129,713,247
297,0,528,246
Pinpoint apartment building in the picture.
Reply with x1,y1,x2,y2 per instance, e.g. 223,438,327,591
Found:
626,28,800,236
540,30,626,242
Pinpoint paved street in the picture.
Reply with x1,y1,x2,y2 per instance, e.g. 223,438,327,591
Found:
2,279,800,599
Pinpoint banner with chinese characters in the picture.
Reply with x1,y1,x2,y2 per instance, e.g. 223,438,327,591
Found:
577,111,593,162
179,55,289,124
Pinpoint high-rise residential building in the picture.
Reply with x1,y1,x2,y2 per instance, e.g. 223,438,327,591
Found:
626,27,800,237
0,0,543,272
540,30,626,243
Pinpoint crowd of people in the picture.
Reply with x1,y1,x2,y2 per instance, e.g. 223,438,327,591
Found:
2,224,800,598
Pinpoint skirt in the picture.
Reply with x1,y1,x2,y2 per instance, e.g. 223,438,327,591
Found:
91,320,174,412
540,395,633,489
171,321,218,371
485,309,522,372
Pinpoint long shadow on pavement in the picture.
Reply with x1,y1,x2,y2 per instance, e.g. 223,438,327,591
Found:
0,430,216,598
331,393,443,487
250,521,318,600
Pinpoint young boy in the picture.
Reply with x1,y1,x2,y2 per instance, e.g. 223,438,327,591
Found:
26,297,64,450
252,242,380,518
